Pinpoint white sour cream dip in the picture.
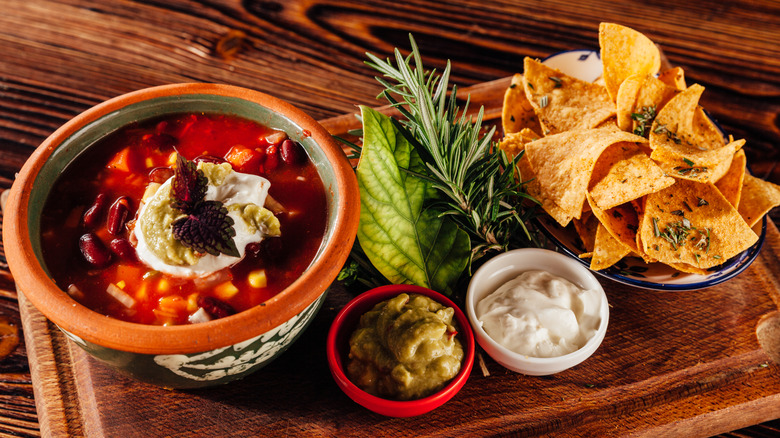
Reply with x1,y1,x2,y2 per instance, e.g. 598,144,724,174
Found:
475,270,602,358
134,165,276,277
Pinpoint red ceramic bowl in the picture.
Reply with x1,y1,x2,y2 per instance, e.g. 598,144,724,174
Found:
326,284,475,417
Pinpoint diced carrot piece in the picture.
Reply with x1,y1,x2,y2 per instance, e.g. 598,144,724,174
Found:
116,264,143,283
225,145,262,173
158,295,186,312
107,146,143,173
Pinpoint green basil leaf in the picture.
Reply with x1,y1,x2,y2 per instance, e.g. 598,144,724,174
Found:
356,106,469,294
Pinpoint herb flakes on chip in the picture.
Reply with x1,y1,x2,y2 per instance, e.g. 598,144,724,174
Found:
524,128,647,224
639,178,757,269
522,57,615,135
502,73,542,136
588,140,674,210
499,21,780,275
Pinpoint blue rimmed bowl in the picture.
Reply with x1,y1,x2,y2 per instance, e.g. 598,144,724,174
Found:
534,49,766,291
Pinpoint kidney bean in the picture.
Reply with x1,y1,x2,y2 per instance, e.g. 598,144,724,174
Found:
107,196,132,235
280,139,305,165
194,154,227,165
81,193,107,229
79,233,113,268
197,296,236,319
245,238,282,262
149,166,174,183
109,238,137,261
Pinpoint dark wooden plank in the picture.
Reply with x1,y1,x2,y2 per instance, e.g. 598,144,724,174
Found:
17,294,81,438
15,72,780,434
15,222,780,437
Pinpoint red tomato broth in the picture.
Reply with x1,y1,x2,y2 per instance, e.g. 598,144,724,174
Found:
40,112,328,325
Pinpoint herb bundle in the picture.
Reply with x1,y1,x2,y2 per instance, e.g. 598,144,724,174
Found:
339,35,539,294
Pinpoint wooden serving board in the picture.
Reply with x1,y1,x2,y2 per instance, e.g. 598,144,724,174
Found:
17,78,780,437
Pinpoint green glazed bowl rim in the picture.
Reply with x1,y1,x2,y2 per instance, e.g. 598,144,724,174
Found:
4,83,360,355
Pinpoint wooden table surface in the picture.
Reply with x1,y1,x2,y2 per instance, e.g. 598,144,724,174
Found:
1,0,779,436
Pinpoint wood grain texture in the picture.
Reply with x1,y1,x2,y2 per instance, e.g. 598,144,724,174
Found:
1,0,779,436
13,222,780,437
1,0,778,221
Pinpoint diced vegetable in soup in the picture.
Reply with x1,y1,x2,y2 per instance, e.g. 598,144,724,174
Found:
40,113,327,325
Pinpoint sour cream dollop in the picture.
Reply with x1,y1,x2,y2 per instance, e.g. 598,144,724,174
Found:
475,270,602,358
134,162,280,277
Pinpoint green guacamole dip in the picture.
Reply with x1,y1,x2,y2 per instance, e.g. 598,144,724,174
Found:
347,293,464,400
138,162,280,266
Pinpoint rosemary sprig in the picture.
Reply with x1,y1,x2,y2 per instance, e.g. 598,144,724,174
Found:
653,123,682,144
631,105,656,137
674,157,708,178
364,35,539,262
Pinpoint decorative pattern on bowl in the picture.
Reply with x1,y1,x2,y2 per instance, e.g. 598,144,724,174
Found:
59,293,326,388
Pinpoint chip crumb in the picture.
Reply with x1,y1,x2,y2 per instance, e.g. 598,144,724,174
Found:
478,352,490,377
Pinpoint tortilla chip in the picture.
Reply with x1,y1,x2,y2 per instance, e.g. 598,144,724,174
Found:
650,138,744,184
498,131,572,226
588,140,675,210
599,22,661,102
649,84,702,148
596,117,620,131
573,211,599,253
640,178,758,269
524,128,647,223
649,84,730,159
624,75,679,137
657,66,687,91
631,197,653,261
714,149,746,207
692,105,727,152
522,57,615,134
615,74,644,131
587,193,645,260
648,84,746,183
590,222,631,270
708,139,743,183
502,74,542,135
738,173,780,227
498,129,537,160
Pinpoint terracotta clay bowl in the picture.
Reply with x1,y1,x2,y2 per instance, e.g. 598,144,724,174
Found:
3,83,360,389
